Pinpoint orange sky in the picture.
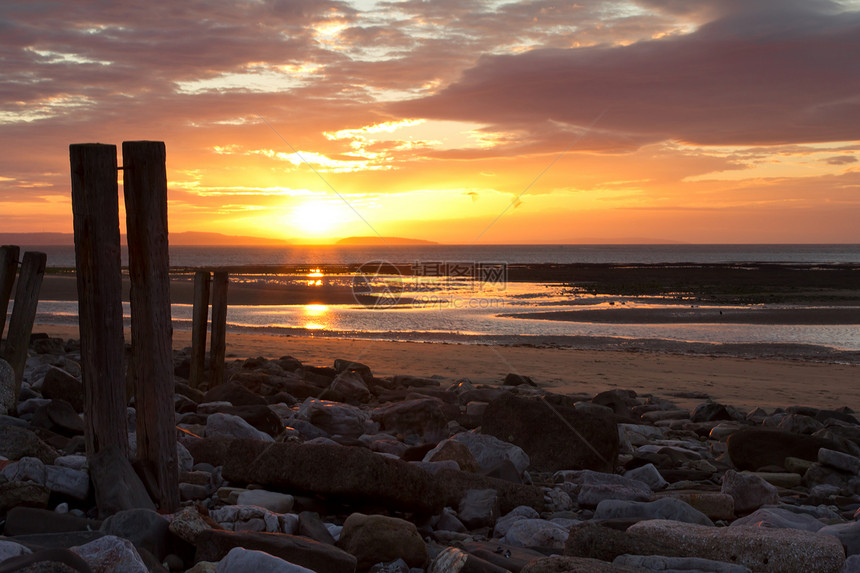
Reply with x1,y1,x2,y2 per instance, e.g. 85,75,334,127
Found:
1,0,859,244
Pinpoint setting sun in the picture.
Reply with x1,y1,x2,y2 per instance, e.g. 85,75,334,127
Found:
289,200,342,237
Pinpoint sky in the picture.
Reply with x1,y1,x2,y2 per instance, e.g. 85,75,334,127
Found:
1,0,859,244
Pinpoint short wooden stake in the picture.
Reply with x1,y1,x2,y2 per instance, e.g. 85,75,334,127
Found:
209,271,228,387
122,140,179,512
189,270,210,389
70,143,129,457
0,245,20,341
2,251,46,398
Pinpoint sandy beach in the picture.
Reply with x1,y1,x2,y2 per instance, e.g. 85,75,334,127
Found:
32,323,860,412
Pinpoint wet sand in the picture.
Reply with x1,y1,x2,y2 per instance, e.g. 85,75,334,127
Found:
510,307,860,325
32,324,860,412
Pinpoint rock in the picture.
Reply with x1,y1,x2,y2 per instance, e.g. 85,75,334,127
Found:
337,513,427,572
565,521,683,562
392,374,440,388
450,431,530,475
32,399,85,436
3,507,101,536
655,492,735,521
0,539,31,562
237,489,295,513
556,469,651,508
494,505,541,538
613,554,752,572
0,480,50,512
2,456,47,483
623,463,668,491
296,399,370,438
217,405,284,438
594,497,714,526
502,518,569,550
481,392,619,472
503,373,536,387
727,428,837,471
0,425,59,463
215,547,316,573
458,488,500,529
372,398,448,445
721,470,779,514
731,507,826,532
100,508,171,561
779,413,825,435
422,439,481,472
804,463,855,489
461,541,548,572
206,412,274,442
327,371,372,404
691,402,734,423
54,454,88,471
169,506,214,544
204,381,267,406
298,511,337,545
196,529,357,573
45,465,90,500
89,445,155,518
819,447,860,474
592,389,639,416
214,438,445,513
818,520,860,556
368,558,410,573
41,367,84,412
0,358,16,416
845,555,860,573
71,534,148,573
523,556,641,572
621,519,845,573
748,471,802,489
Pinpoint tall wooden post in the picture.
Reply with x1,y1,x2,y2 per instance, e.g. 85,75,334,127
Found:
209,271,228,388
0,245,20,341
189,270,210,389
70,143,129,457
122,141,179,512
2,251,46,398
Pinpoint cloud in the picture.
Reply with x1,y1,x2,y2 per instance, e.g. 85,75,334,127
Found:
393,1,860,149
825,155,858,165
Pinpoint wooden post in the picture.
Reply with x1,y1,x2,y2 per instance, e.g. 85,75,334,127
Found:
209,271,228,388
2,251,46,398
70,143,129,457
189,270,210,389
0,245,20,341
122,140,179,512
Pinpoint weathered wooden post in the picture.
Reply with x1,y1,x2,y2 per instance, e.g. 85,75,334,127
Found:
209,271,228,387
189,270,210,389
122,140,179,512
2,251,46,397
70,143,129,457
0,245,20,340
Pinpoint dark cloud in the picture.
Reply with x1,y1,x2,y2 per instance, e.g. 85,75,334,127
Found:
825,155,858,165
393,2,860,148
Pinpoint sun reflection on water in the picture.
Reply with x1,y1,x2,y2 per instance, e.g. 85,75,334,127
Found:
303,303,329,330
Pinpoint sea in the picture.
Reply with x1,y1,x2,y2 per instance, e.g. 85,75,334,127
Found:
19,244,860,361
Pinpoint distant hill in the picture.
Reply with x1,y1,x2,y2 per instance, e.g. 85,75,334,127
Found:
0,232,290,246
336,236,439,246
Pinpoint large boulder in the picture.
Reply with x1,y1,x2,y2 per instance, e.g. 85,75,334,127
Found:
622,520,845,573
217,439,446,513
337,513,427,572
0,425,58,464
481,392,618,472
593,497,713,526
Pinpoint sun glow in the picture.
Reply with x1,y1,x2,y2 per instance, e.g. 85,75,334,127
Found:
289,200,342,237
303,304,330,330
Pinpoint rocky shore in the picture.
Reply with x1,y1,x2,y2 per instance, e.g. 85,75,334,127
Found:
1,335,859,572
